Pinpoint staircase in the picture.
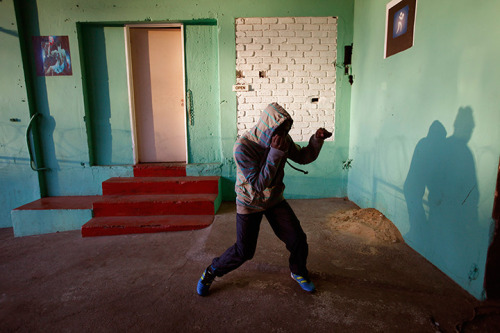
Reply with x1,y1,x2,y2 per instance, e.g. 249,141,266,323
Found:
82,164,221,237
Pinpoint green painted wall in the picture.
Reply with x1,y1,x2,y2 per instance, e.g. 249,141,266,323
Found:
185,23,221,164
0,0,40,227
1,0,354,224
80,24,133,165
11,0,134,198
349,0,500,299
11,208,92,237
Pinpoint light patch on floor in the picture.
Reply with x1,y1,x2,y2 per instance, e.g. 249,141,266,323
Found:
328,208,404,244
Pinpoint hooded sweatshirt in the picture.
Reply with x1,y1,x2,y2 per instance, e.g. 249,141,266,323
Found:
234,103,324,214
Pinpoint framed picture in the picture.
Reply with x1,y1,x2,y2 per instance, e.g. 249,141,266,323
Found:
32,36,72,76
384,0,417,58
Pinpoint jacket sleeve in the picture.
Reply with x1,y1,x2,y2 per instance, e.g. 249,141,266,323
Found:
287,134,324,165
235,143,286,192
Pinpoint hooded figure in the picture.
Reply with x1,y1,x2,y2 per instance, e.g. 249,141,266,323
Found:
197,102,331,296
234,102,324,214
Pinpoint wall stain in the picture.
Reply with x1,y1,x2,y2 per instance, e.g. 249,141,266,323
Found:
468,264,479,282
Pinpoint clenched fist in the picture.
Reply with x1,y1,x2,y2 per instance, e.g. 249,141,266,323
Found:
315,128,332,140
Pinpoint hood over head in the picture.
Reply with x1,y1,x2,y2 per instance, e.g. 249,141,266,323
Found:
243,103,293,148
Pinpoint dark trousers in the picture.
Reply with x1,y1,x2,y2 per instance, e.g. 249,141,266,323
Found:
211,200,309,278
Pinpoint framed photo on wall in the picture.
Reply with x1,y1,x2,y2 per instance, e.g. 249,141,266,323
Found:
384,0,417,58
32,36,72,76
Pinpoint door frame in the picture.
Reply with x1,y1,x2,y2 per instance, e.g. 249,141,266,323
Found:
124,23,188,164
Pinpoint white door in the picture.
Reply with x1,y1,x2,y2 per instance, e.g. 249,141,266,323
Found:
129,27,186,162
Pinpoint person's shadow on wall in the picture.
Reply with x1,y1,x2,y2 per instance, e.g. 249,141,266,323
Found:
404,107,479,267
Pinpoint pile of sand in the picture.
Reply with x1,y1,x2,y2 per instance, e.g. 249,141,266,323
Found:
329,208,404,244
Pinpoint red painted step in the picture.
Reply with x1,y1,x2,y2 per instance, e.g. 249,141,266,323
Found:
134,163,186,177
92,194,217,217
102,176,219,195
13,196,100,210
82,215,214,237
80,163,220,237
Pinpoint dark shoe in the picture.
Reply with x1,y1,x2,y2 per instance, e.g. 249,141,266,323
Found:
197,265,216,296
291,273,316,292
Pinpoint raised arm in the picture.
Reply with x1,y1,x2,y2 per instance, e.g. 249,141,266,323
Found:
288,128,332,165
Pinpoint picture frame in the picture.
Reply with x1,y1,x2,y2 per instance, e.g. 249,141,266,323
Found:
384,0,417,58
32,36,72,76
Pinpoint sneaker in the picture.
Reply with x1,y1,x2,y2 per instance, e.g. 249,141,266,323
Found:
291,273,316,292
197,266,216,296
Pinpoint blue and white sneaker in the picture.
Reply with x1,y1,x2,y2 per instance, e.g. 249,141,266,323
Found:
291,273,316,292
197,266,216,296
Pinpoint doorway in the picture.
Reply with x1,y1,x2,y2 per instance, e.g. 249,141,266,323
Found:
127,25,187,163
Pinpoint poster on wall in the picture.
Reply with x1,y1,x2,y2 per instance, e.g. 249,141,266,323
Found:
384,0,417,58
32,36,72,76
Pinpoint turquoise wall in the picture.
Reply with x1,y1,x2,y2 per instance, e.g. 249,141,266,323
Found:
349,0,500,299
185,23,222,164
1,0,354,225
0,0,40,227
80,24,133,165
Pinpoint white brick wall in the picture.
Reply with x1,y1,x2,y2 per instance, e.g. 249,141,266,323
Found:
235,17,337,142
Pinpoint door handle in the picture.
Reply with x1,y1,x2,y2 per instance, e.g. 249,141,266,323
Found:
26,113,48,171
186,89,194,126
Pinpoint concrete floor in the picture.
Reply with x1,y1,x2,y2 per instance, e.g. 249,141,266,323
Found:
0,198,497,332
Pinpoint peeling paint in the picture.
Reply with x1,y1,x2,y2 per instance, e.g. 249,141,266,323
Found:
342,158,353,170
468,264,479,282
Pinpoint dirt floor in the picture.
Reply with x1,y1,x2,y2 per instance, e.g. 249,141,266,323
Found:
1,198,499,332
